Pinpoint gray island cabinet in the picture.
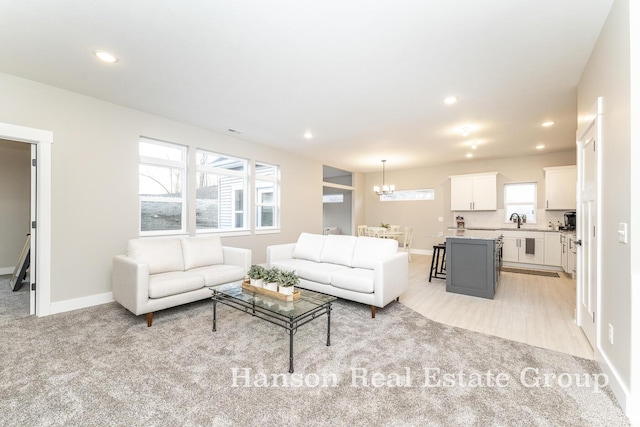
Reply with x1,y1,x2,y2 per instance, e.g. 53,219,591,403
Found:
445,230,503,299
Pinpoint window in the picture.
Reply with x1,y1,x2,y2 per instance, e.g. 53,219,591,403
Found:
323,194,344,203
255,162,280,229
196,150,248,231
380,189,435,201
139,138,187,234
504,182,537,223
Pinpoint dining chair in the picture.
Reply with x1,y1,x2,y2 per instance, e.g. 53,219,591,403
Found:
368,226,386,238
399,226,414,261
357,225,368,237
389,224,401,232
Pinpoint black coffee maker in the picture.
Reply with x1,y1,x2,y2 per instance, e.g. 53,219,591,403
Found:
563,211,576,230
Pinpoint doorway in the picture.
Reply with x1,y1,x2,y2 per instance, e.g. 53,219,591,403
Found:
0,122,52,317
0,139,31,320
322,165,354,236
576,98,602,350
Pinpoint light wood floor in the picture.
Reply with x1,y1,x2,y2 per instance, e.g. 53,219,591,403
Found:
399,254,594,360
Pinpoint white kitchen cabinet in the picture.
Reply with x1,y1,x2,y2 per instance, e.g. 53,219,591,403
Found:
501,231,545,265
561,234,569,272
544,232,562,267
544,166,576,210
567,234,577,277
450,172,497,211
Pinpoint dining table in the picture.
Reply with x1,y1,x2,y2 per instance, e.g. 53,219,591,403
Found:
367,227,405,241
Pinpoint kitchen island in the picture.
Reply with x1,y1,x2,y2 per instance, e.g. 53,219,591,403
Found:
445,229,503,299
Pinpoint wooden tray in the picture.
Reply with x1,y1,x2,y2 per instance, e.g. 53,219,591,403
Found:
242,280,301,301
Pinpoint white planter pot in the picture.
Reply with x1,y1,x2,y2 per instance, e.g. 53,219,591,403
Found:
264,282,278,292
278,285,294,295
250,278,264,288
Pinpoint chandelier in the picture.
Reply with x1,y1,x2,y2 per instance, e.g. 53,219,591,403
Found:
373,160,395,196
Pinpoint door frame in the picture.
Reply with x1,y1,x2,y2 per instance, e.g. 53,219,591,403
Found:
0,122,52,316
575,97,602,350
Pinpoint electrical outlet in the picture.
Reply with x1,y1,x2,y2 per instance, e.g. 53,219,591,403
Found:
438,217,443,222
608,323,614,345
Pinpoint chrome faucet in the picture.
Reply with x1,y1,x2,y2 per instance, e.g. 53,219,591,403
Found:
510,213,522,228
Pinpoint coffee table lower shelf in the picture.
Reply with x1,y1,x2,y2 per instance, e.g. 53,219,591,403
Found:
211,285,335,373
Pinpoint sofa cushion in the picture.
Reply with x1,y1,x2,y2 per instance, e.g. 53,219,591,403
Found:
292,233,326,262
352,237,398,270
189,264,245,286
297,263,350,285
331,268,375,293
181,236,224,270
270,258,312,273
320,235,357,267
148,271,204,298
128,238,184,274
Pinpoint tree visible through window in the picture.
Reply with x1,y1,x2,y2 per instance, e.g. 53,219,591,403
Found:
139,138,187,234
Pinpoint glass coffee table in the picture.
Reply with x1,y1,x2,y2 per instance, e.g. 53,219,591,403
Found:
211,281,336,373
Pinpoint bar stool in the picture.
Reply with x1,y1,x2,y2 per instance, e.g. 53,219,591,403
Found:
429,243,446,282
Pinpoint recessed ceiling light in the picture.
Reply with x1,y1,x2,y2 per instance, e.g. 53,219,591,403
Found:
466,153,473,158
536,144,546,150
94,50,118,63
444,96,458,105
304,131,313,139
542,121,555,127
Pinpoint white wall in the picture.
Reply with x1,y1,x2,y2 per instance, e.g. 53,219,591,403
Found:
577,0,633,415
0,72,325,303
0,139,30,272
364,150,576,252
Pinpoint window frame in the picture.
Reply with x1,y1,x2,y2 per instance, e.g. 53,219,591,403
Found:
195,149,249,234
138,137,187,236
254,161,280,233
503,182,538,224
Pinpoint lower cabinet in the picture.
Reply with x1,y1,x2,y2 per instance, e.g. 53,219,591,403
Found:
501,231,545,265
544,232,562,267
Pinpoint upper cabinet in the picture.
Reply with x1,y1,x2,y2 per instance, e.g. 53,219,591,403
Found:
450,172,498,211
544,166,576,210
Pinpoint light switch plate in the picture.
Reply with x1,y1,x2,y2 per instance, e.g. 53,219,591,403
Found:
618,223,628,244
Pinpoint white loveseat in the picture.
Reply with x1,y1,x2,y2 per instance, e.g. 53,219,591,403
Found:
113,236,251,326
267,233,408,317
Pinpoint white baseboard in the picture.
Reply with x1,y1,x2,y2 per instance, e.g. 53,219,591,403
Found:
597,348,632,421
0,266,15,275
50,292,114,315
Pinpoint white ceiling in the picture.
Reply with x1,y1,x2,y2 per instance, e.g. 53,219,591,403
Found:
0,0,613,173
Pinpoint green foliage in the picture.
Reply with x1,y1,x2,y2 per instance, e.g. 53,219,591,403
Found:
247,264,266,280
263,267,281,283
279,270,300,287
380,223,390,229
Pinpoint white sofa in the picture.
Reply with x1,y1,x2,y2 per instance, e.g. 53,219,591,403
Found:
267,233,408,317
113,236,251,326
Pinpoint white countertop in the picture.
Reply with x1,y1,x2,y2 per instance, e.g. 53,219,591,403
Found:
443,229,503,240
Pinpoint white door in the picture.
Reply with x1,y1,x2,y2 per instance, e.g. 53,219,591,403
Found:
30,144,37,315
578,120,597,348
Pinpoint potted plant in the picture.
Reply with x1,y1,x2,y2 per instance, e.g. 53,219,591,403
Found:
380,222,390,230
247,265,265,288
263,267,281,292
278,270,299,295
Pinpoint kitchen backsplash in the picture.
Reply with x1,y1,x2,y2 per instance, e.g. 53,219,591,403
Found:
451,210,567,230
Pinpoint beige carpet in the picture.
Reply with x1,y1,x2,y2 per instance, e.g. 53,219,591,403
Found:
0,296,629,426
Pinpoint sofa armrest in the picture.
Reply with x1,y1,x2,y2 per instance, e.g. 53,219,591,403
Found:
112,255,150,316
373,252,409,307
222,246,252,272
266,243,297,266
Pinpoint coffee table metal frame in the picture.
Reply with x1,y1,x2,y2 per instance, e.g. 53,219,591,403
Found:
211,283,336,373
